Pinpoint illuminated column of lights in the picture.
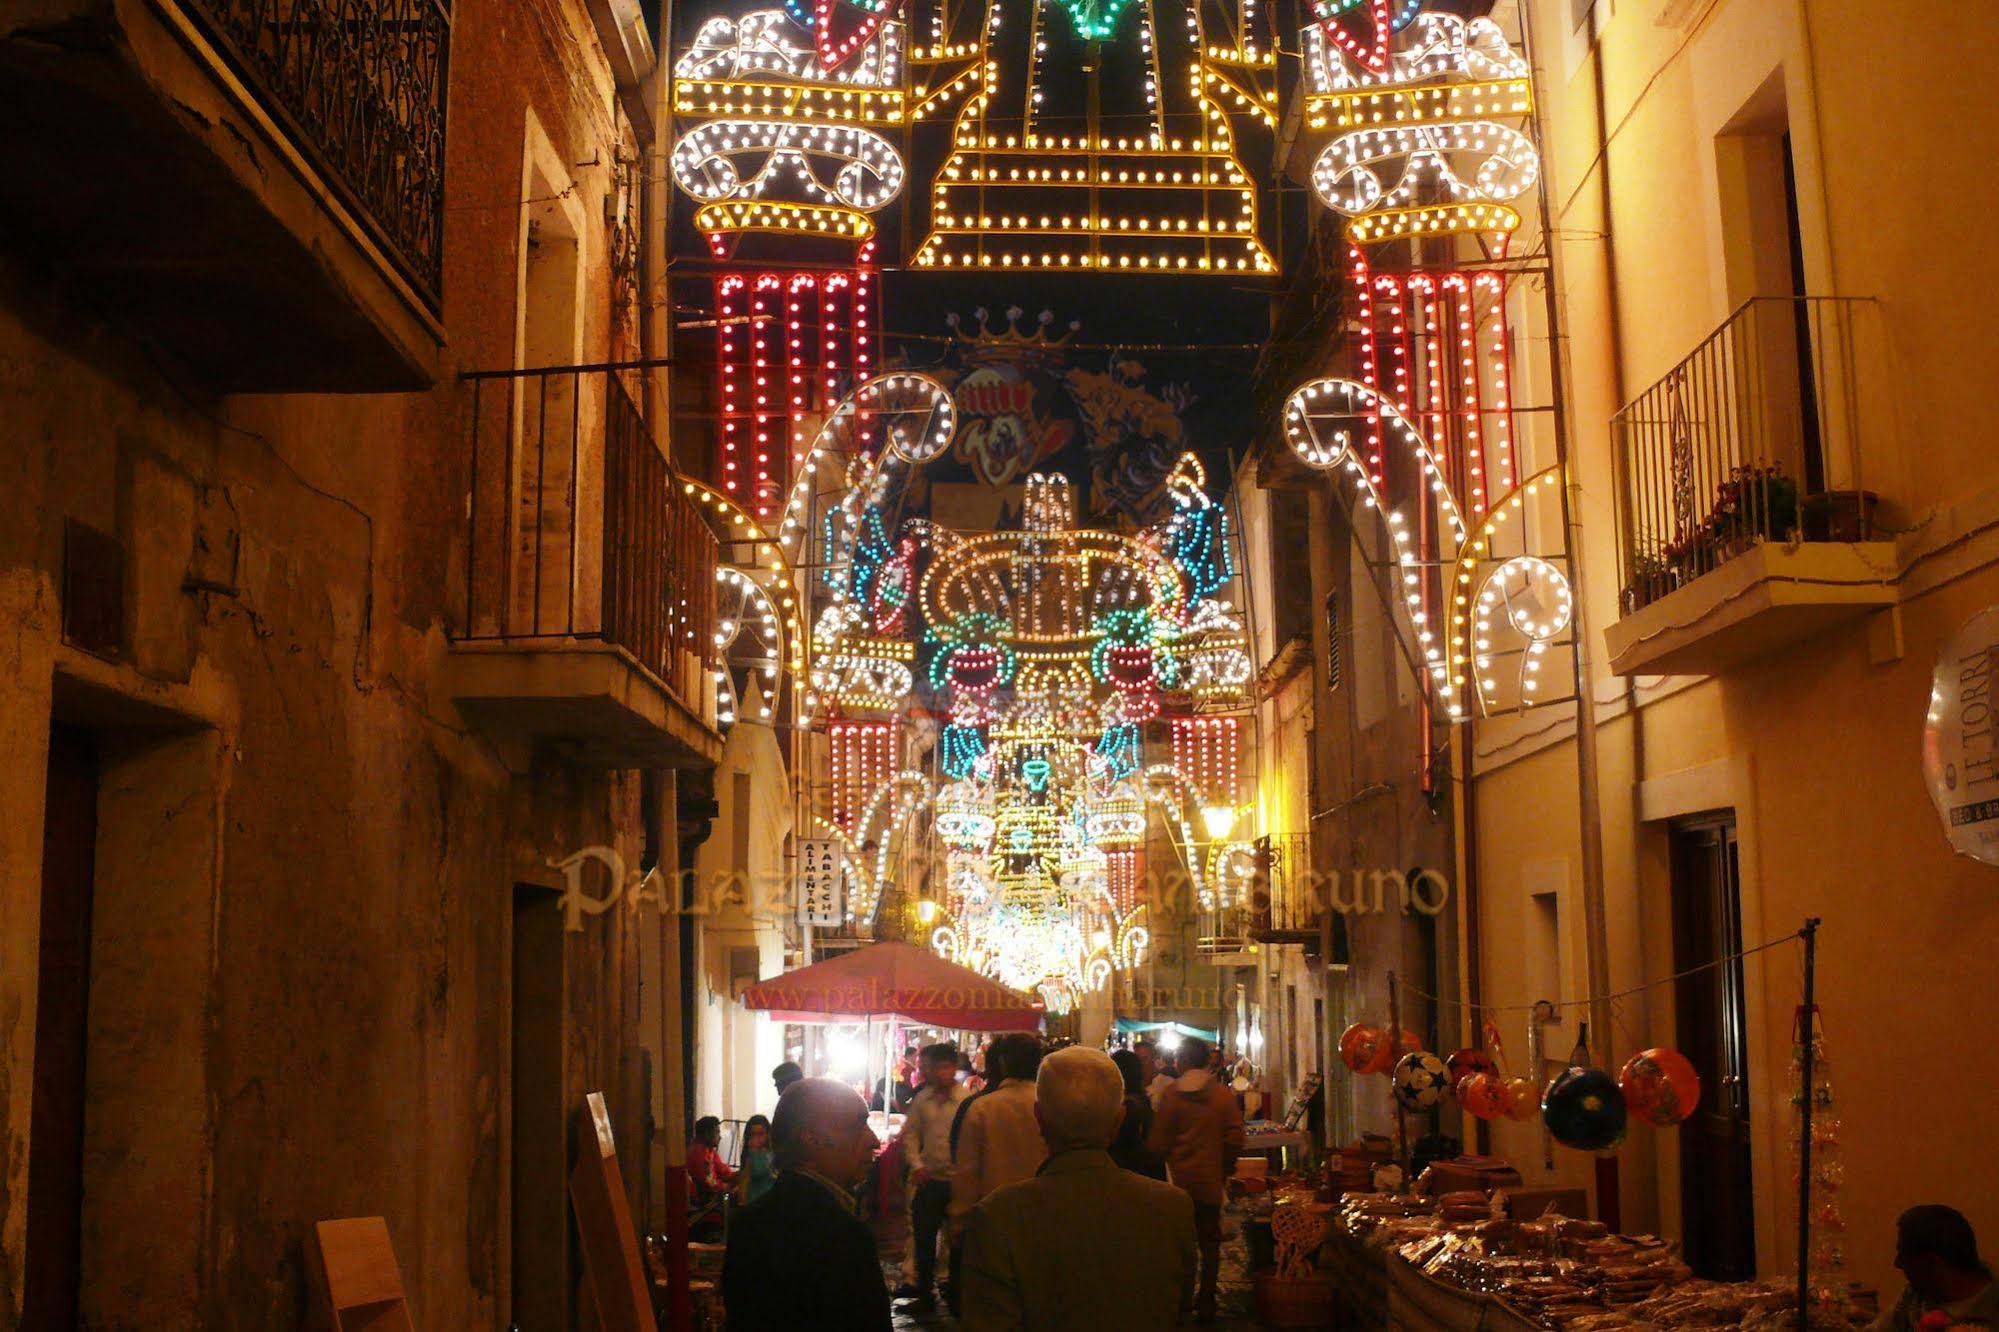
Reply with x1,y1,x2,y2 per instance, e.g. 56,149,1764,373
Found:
751,275,780,517
789,273,816,475
712,262,878,520
830,719,899,832
1108,848,1144,915
1477,271,1517,495
718,275,747,504
1350,244,1384,485
1447,272,1486,513
1170,715,1239,806
1410,272,1447,492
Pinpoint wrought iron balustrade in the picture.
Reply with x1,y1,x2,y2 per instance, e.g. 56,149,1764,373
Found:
459,365,718,711
1198,832,1321,955
1611,296,1880,612
177,0,449,304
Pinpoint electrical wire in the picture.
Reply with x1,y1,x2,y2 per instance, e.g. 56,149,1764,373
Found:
1395,927,1805,1016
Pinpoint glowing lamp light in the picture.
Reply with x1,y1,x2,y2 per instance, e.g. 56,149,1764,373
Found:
1157,1030,1182,1052
827,1027,867,1077
1201,804,1240,841
917,898,939,925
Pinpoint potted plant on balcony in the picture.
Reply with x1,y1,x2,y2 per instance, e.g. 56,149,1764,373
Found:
1663,532,1708,587
1704,463,1798,559
1622,549,1675,613
1801,488,1881,543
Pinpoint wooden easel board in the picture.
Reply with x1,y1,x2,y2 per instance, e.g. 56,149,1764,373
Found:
306,1216,414,1332
569,1090,656,1332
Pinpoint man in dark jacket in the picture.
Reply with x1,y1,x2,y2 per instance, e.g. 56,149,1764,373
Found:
723,1078,889,1331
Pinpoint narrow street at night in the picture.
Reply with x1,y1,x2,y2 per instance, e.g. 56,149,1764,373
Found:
4,0,1999,1328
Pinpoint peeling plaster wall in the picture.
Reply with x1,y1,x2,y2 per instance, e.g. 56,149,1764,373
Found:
0,0,659,1324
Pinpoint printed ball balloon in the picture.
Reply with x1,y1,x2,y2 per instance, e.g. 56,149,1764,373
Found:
1446,1048,1499,1096
1618,1048,1702,1127
1541,1066,1628,1151
1459,1071,1510,1121
1503,1076,1541,1121
1339,1023,1392,1075
1392,1051,1451,1112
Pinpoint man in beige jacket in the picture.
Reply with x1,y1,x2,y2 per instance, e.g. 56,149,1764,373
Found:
946,1034,1047,1314
950,1036,1047,1227
961,1046,1197,1330
1148,1038,1244,1323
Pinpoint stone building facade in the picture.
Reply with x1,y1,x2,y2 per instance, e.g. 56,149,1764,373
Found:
0,0,711,1326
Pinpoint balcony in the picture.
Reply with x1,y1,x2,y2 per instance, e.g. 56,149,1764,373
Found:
0,0,446,389
1605,296,1897,677
1196,834,1322,963
450,366,723,771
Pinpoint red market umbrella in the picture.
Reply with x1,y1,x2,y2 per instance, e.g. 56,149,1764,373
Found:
739,941,1043,1032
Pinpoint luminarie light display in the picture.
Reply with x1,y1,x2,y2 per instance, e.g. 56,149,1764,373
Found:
787,387,1253,999
1283,1,1573,723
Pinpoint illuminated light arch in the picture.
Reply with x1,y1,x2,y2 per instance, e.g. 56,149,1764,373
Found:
1283,375,1470,708
713,565,786,728
1444,465,1574,718
777,370,957,563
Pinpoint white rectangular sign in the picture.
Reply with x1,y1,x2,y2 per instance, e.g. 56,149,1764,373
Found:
798,838,846,926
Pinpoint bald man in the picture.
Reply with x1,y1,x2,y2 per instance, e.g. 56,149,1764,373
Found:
722,1078,890,1331
960,1047,1197,1330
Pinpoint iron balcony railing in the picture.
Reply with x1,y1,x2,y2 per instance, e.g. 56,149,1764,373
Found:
178,0,449,305
1611,296,1880,612
1197,833,1320,956
459,365,718,712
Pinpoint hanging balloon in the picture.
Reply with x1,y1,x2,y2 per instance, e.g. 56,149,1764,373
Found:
1339,1023,1392,1075
1503,1076,1541,1122
1386,1029,1425,1069
1459,1072,1510,1121
1446,1048,1498,1096
1617,1048,1702,1127
1392,1051,1450,1112
1541,1066,1628,1151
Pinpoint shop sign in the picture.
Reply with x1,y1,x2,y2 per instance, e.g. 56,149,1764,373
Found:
1923,606,1999,865
798,838,847,925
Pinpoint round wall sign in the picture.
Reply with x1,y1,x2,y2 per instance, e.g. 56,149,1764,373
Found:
1924,605,1999,865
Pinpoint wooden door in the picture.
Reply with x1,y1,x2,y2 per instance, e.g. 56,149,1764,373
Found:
24,725,99,1329
1670,815,1755,1279
513,886,572,1331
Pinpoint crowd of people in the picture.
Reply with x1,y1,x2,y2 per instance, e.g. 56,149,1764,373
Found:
718,1035,1242,1329
712,1046,1995,1331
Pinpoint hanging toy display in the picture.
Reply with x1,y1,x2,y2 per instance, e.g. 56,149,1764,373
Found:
1458,1071,1510,1121
1617,1047,1702,1128
1339,1023,1392,1075
1541,1027,1627,1152
1392,1051,1450,1112
1502,1076,1542,1122
1445,1047,1498,1097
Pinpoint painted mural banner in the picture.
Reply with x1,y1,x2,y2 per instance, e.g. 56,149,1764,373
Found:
1923,605,1999,866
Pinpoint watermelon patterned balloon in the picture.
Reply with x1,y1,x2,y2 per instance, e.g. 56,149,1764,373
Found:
1445,1047,1498,1096
1617,1048,1702,1127
1541,1066,1628,1151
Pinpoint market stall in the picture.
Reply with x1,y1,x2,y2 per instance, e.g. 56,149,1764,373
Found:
1238,918,1865,1332
739,940,1043,1154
